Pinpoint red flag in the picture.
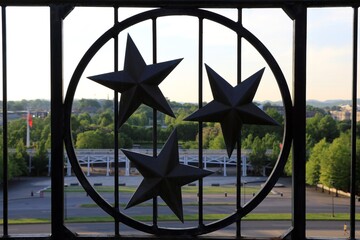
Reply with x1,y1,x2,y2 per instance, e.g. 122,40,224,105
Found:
28,112,33,128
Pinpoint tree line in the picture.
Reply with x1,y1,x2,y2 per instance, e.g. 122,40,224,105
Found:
284,112,360,194
1,98,359,194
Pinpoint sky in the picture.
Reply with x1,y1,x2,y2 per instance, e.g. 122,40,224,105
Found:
0,6,358,104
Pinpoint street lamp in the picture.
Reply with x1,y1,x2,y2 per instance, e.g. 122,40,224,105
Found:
331,180,334,217
243,181,247,205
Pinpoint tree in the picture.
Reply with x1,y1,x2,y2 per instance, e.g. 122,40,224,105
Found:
78,98,101,112
97,110,114,127
268,139,281,167
32,141,49,176
320,133,350,191
176,122,198,142
249,136,267,175
306,139,328,185
337,120,351,133
306,105,327,115
242,107,283,142
100,99,113,110
202,123,221,149
209,134,225,149
8,119,27,148
242,134,254,149
0,136,29,180
127,111,148,126
284,148,292,176
306,113,339,148
75,129,113,149
11,139,29,176
77,112,93,127
119,134,133,149
8,101,26,111
355,140,360,194
318,115,339,142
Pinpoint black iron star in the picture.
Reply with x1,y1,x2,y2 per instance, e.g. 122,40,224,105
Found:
121,129,213,222
185,64,279,158
88,34,182,128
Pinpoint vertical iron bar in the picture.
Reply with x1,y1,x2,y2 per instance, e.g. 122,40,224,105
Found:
236,8,242,239
113,6,120,237
1,6,8,237
50,5,65,239
292,5,307,240
350,6,358,240
152,18,158,228
198,17,204,228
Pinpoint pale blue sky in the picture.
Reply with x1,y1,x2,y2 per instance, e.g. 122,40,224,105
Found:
0,7,358,103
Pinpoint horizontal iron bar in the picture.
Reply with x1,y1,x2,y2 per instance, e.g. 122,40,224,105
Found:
1,0,360,8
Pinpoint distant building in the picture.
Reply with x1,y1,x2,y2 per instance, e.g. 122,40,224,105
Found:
0,110,49,126
330,105,360,121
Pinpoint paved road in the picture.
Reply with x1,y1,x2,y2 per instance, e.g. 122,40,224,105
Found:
1,176,359,238
2,177,356,219
3,221,359,238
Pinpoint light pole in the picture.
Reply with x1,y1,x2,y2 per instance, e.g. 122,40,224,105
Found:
332,190,334,217
331,180,334,217
64,188,67,220
243,181,247,205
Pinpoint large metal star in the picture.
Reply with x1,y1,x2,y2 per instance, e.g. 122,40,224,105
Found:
88,34,182,128
121,129,213,222
185,64,279,158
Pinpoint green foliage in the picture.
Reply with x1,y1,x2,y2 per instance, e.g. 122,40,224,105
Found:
6,99,357,183
306,139,329,185
77,112,93,127
306,113,339,148
97,110,113,127
32,141,49,176
76,129,113,149
120,124,151,144
202,123,222,149
209,134,225,149
356,140,360,194
249,136,268,175
181,141,198,149
306,105,327,115
127,111,148,126
337,120,351,133
242,134,254,149
0,137,29,180
244,133,281,174
284,149,292,177
176,122,198,142
269,138,281,167
320,133,350,191
9,139,29,177
78,99,101,112
242,107,283,142
8,119,27,148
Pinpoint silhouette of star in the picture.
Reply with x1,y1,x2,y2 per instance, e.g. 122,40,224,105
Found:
121,129,213,222
185,65,279,158
88,34,182,128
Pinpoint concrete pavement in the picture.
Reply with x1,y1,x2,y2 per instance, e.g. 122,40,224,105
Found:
1,176,359,239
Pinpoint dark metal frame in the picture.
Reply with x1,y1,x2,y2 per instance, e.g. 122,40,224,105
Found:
63,7,292,236
1,1,359,240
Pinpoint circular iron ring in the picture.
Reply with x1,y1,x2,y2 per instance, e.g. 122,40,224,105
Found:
64,8,293,235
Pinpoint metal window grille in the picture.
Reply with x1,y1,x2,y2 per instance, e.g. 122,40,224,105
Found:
1,1,359,239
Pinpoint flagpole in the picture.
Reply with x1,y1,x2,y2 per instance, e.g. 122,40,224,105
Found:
26,110,30,148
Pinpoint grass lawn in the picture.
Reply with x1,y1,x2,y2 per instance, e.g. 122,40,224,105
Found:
46,185,259,195
4,213,360,224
